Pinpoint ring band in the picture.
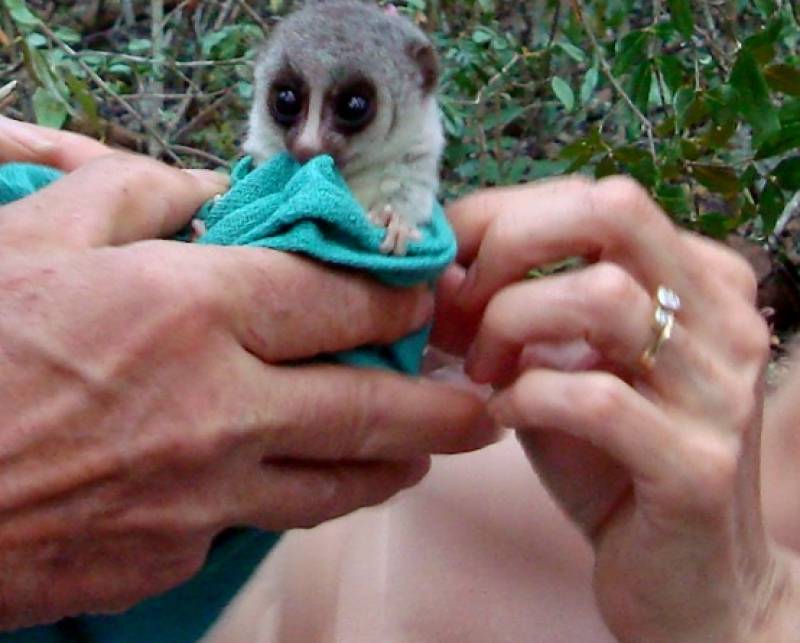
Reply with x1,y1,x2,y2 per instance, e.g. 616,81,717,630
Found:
639,286,680,370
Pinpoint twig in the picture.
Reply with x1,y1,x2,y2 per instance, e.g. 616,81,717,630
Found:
571,0,657,163
769,190,800,251
172,90,234,143
36,20,182,165
171,145,231,168
75,50,250,67
146,0,166,157
547,1,562,48
214,0,236,30
234,0,271,33
0,80,17,103
121,0,136,26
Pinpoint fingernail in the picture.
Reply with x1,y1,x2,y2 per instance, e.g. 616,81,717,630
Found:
185,169,230,193
0,116,57,154
412,291,436,328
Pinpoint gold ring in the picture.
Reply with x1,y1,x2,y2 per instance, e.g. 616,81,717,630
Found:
639,286,680,370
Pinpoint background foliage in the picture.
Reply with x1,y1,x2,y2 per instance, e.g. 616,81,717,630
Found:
2,0,800,338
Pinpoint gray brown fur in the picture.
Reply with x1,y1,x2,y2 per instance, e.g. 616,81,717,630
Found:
244,0,444,254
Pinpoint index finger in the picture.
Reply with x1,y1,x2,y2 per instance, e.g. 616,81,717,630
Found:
0,152,227,248
200,245,436,363
451,176,687,313
0,116,111,169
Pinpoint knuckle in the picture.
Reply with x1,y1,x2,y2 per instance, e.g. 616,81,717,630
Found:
727,255,759,302
586,263,638,308
591,176,650,228
728,311,771,365
580,375,627,425
482,290,522,343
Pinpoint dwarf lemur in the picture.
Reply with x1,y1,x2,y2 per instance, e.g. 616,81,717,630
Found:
244,0,443,255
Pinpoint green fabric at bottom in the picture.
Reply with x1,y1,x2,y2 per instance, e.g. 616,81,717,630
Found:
1,529,280,643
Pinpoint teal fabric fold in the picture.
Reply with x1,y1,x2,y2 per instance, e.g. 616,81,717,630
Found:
0,153,455,642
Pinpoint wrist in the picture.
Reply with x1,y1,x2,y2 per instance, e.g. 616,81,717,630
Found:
741,546,800,643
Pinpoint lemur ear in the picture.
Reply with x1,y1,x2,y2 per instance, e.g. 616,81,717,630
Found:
407,40,440,94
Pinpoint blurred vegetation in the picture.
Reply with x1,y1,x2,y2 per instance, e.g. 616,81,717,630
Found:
2,0,800,336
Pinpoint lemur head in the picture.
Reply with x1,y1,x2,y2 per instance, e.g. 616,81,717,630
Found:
244,0,440,174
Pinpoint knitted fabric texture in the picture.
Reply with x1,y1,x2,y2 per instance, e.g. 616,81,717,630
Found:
0,154,455,642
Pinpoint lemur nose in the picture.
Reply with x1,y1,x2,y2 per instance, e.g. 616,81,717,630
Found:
290,142,322,164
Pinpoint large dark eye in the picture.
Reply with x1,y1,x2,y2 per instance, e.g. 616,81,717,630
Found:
334,85,376,132
269,85,304,127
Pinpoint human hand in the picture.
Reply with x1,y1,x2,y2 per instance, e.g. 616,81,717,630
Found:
437,176,799,642
0,118,492,629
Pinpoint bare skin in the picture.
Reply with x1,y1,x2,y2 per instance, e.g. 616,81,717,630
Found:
437,178,800,642
0,117,494,630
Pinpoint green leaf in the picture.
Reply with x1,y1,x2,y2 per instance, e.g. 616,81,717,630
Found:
630,62,652,114
780,99,800,126
657,183,692,217
64,73,99,128
3,0,41,27
773,157,800,191
742,17,784,65
595,155,619,179
613,31,649,75
560,129,602,160
667,0,694,39
472,27,494,44
580,67,600,104
756,123,800,159
483,105,525,130
759,181,785,233
698,213,736,238
558,41,586,63
659,55,684,94
730,47,781,142
691,164,740,195
675,89,709,130
765,64,800,97
32,87,68,129
528,159,571,179
551,77,575,112
613,146,650,165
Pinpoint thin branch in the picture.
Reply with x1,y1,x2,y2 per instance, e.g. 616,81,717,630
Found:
171,145,231,168
234,0,271,33
146,0,165,157
769,190,800,251
37,20,182,165
75,50,250,67
571,0,657,162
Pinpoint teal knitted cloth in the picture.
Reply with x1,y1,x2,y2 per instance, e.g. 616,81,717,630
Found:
0,153,455,642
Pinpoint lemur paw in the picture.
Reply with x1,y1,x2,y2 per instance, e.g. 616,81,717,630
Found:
189,218,207,242
369,205,421,256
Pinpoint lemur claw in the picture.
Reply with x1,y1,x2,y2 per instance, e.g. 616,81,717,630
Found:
369,205,421,256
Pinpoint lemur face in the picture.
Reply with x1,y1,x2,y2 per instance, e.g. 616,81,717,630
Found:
263,65,381,168
243,1,440,177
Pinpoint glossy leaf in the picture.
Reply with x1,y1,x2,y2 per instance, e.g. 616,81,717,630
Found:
691,164,740,195
551,77,575,112
667,0,694,39
765,64,800,97
730,47,781,140
773,157,800,191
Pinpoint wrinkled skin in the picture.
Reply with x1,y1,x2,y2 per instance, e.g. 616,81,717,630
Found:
0,117,494,630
